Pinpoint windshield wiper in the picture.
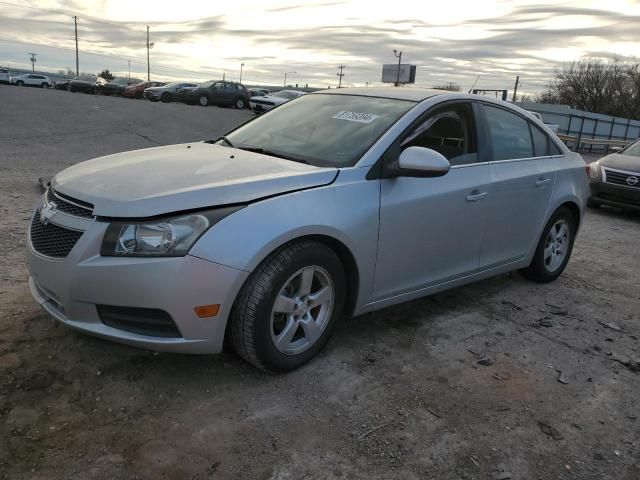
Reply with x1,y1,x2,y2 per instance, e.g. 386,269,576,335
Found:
206,136,235,147
237,146,309,164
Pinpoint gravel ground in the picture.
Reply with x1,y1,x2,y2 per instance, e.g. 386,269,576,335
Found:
1,86,639,480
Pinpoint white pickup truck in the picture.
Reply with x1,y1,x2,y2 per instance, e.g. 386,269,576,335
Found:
528,111,559,134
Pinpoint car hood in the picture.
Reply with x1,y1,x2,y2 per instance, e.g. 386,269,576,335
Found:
598,153,640,172
52,143,338,218
254,95,289,105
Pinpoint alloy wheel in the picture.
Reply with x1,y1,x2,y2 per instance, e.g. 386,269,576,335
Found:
544,219,570,272
270,266,335,355
199,95,208,106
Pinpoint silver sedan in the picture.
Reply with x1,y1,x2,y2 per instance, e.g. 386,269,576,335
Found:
26,88,589,371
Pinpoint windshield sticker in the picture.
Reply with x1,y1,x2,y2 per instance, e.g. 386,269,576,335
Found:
332,111,379,124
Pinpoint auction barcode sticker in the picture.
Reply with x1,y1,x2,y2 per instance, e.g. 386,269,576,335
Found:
332,111,379,123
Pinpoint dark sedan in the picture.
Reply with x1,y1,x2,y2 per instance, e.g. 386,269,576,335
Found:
186,80,250,109
101,76,144,96
589,139,640,210
69,76,107,94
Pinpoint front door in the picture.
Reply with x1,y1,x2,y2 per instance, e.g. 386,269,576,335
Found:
373,102,491,300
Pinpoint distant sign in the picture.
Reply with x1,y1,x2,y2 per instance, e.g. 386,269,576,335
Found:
381,64,417,84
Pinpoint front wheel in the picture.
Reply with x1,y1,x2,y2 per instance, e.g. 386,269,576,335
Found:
199,95,209,107
229,240,345,372
16,81,24,86
161,92,172,103
520,207,577,283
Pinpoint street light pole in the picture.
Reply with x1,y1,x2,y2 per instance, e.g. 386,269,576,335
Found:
146,25,150,81
240,63,244,83
393,49,402,87
73,16,79,76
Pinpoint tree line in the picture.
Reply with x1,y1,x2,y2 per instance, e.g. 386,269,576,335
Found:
536,59,640,120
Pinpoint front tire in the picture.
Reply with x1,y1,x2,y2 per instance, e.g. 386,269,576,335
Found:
229,240,345,372
521,207,577,283
199,95,209,107
161,92,172,103
16,81,24,86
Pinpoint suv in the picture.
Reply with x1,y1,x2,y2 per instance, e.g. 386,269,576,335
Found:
0,68,10,84
11,73,51,88
187,80,250,108
69,76,107,94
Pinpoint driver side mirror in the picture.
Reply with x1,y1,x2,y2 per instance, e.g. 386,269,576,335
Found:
611,145,623,152
389,147,451,178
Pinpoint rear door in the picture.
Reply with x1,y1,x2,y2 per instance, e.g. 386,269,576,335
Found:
477,103,557,268
373,101,492,299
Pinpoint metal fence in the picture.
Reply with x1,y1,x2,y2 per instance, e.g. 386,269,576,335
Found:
516,102,640,153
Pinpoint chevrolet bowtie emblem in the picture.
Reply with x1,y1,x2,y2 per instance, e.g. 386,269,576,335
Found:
40,204,55,225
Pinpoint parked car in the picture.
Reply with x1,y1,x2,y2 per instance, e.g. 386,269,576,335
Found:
123,81,166,98
143,82,198,103
0,68,11,84
54,79,71,90
11,73,52,88
588,138,640,210
175,84,200,103
69,76,107,94
527,111,559,134
26,88,588,371
101,77,144,96
249,88,270,97
186,80,250,108
249,89,306,113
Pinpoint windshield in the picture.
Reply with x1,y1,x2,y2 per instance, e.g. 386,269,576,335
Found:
111,77,129,84
274,91,299,99
200,80,215,88
225,94,415,167
621,139,640,157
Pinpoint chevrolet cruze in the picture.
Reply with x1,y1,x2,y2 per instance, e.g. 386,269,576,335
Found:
27,88,589,371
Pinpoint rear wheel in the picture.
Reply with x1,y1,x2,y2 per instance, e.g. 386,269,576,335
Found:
199,95,209,107
521,207,577,283
161,92,172,103
16,81,24,86
234,97,246,109
41,83,48,88
229,240,345,372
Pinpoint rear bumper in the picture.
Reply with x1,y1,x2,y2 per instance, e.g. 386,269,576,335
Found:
590,181,640,210
27,213,249,354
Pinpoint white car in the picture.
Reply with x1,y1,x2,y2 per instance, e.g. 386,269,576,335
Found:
0,68,11,84
11,73,52,88
528,111,559,133
249,89,306,113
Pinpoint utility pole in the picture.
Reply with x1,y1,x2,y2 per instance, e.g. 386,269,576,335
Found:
28,52,37,72
72,16,79,76
128,60,131,79
284,71,296,87
337,65,345,88
146,25,150,81
240,63,244,83
511,75,520,102
393,49,402,87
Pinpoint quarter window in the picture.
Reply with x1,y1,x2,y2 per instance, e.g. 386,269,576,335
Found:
483,105,533,161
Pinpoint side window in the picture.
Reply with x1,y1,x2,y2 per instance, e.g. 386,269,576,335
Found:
549,141,562,155
400,103,478,166
213,82,224,89
483,105,533,160
530,124,549,157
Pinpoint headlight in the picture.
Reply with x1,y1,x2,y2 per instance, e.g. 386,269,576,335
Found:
100,206,243,257
589,162,601,180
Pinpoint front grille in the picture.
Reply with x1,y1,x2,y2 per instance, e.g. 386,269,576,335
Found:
30,213,84,258
604,168,640,189
97,305,182,338
250,99,275,106
46,188,94,218
599,192,640,206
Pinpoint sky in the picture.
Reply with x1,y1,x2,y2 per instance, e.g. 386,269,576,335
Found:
1,0,639,95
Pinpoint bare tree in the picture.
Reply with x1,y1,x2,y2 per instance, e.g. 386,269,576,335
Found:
538,58,640,119
433,82,461,92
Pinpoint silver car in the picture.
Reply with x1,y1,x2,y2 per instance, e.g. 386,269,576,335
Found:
26,88,589,371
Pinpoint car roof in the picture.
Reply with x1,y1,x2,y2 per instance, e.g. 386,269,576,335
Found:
315,87,445,102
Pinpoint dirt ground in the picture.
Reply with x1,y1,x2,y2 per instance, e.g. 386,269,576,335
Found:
1,86,639,480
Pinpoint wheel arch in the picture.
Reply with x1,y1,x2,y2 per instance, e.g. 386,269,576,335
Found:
558,200,581,226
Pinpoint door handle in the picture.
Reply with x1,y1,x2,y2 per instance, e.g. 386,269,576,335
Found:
466,191,487,202
536,178,552,187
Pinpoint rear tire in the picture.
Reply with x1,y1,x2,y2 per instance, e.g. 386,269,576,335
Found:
229,240,345,372
41,83,48,88
161,92,172,103
234,97,246,109
520,207,577,283
17,81,24,86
